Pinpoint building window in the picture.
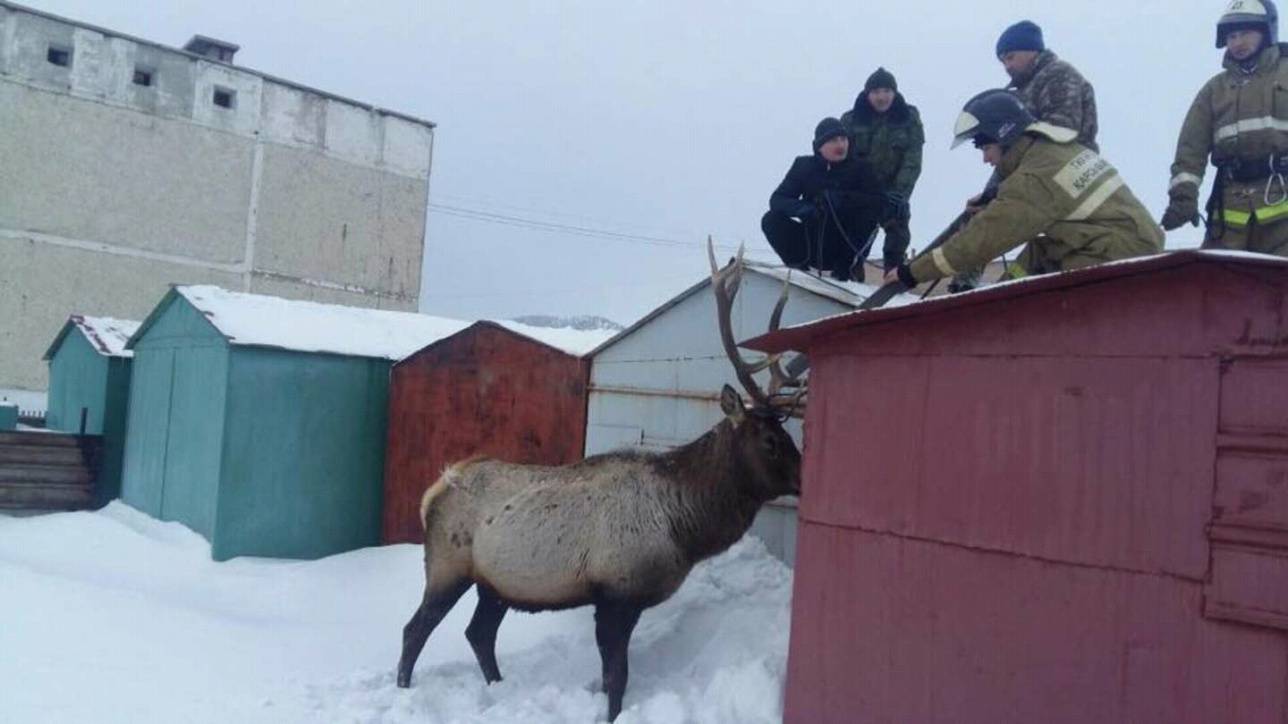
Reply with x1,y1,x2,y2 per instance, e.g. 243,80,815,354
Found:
133,67,153,87
212,86,236,109
46,45,72,67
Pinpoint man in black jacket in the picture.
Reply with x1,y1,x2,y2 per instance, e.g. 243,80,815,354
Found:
761,117,889,281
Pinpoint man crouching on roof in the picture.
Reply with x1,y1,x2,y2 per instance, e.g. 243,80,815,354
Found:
763,117,900,282
885,89,1162,288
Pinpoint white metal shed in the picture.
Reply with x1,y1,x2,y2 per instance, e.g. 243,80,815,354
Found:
585,261,913,565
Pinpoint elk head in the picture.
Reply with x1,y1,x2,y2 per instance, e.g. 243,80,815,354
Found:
708,237,806,499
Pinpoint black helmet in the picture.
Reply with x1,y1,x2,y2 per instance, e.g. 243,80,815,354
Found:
1217,0,1278,48
951,89,1035,149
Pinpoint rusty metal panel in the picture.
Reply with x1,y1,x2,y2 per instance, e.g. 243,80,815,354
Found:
750,253,1288,357
785,261,1288,723
1206,357,1288,629
1219,358,1288,436
802,351,1218,579
382,325,589,544
785,522,1288,724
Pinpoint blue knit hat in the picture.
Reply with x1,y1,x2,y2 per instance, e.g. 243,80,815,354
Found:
996,20,1045,58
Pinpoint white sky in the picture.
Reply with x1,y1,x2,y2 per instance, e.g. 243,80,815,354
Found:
26,0,1222,324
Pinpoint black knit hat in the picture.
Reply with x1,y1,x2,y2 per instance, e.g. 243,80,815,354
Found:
812,117,848,152
864,67,897,92
996,20,1045,58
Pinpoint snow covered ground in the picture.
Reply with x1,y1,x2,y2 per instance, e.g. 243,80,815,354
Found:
0,503,793,723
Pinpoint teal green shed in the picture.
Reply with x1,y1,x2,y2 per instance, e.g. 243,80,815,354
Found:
42,315,140,506
119,286,469,561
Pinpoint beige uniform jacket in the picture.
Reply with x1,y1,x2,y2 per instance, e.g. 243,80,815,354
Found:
910,126,1163,282
1170,44,1288,227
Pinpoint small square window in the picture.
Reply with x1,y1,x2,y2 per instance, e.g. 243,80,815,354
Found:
132,68,153,87
46,45,71,67
212,87,236,109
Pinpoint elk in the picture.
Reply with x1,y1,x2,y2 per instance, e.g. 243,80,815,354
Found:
395,241,807,721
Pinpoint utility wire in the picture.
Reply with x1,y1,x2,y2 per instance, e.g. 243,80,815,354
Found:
429,202,750,253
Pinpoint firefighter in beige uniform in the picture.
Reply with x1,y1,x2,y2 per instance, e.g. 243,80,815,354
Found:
886,89,1162,288
1163,0,1288,256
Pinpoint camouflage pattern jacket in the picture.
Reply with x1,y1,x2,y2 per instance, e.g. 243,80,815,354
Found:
1009,50,1099,152
1169,44,1288,228
839,93,925,198
908,126,1162,282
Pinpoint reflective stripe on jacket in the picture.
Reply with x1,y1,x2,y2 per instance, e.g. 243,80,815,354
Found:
1170,43,1288,218
909,126,1163,282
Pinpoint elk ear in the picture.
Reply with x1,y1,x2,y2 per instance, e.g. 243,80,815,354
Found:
720,384,746,425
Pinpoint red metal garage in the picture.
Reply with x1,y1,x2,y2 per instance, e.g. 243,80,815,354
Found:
382,321,599,544
747,251,1288,723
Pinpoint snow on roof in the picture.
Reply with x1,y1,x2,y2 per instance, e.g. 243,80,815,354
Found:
492,320,616,356
746,261,920,308
73,316,140,357
586,261,920,358
164,286,471,361
746,249,1288,353
44,316,141,360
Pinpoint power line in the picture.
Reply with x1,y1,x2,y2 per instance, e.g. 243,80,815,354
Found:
428,202,750,253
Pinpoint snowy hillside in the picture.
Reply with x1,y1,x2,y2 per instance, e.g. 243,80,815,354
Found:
0,504,792,723
509,314,625,333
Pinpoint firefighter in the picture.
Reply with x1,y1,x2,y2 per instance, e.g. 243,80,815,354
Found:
885,90,1162,287
1163,0,1288,256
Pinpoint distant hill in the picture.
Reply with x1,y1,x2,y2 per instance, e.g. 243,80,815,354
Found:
509,314,624,332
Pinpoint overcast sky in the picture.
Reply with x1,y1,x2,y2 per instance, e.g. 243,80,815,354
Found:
28,0,1222,325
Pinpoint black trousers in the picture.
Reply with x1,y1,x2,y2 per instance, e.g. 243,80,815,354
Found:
761,210,873,280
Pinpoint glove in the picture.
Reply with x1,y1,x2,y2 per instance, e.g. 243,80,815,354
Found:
1160,197,1200,231
882,191,910,221
882,255,904,273
789,199,818,221
894,263,917,288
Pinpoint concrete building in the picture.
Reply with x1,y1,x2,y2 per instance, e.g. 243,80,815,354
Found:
0,1,436,396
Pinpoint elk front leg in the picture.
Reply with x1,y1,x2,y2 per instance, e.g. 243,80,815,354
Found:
594,599,643,722
397,580,470,687
465,585,509,683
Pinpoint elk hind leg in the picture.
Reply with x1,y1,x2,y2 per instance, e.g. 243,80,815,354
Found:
594,599,644,722
396,579,470,688
465,585,509,683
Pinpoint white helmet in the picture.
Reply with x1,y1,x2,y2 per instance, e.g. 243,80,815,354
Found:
1217,0,1278,48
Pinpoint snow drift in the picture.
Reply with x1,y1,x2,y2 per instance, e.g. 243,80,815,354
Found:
0,503,793,723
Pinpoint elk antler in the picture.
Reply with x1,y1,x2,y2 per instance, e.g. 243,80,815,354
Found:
707,237,807,412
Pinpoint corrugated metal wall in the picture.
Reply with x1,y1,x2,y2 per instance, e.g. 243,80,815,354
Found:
214,348,389,561
383,324,589,544
783,262,1288,723
46,331,109,433
586,271,853,565
46,329,133,504
120,297,228,539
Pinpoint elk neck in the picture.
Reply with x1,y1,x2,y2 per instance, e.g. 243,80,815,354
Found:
652,420,767,563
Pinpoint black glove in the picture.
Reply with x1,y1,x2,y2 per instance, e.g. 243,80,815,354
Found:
1160,198,1200,231
894,263,917,288
882,255,904,273
789,199,818,221
881,191,910,221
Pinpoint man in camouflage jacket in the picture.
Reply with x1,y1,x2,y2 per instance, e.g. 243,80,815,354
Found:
951,21,1101,290
840,67,924,271
999,21,1099,151
1163,0,1288,257
887,90,1161,288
